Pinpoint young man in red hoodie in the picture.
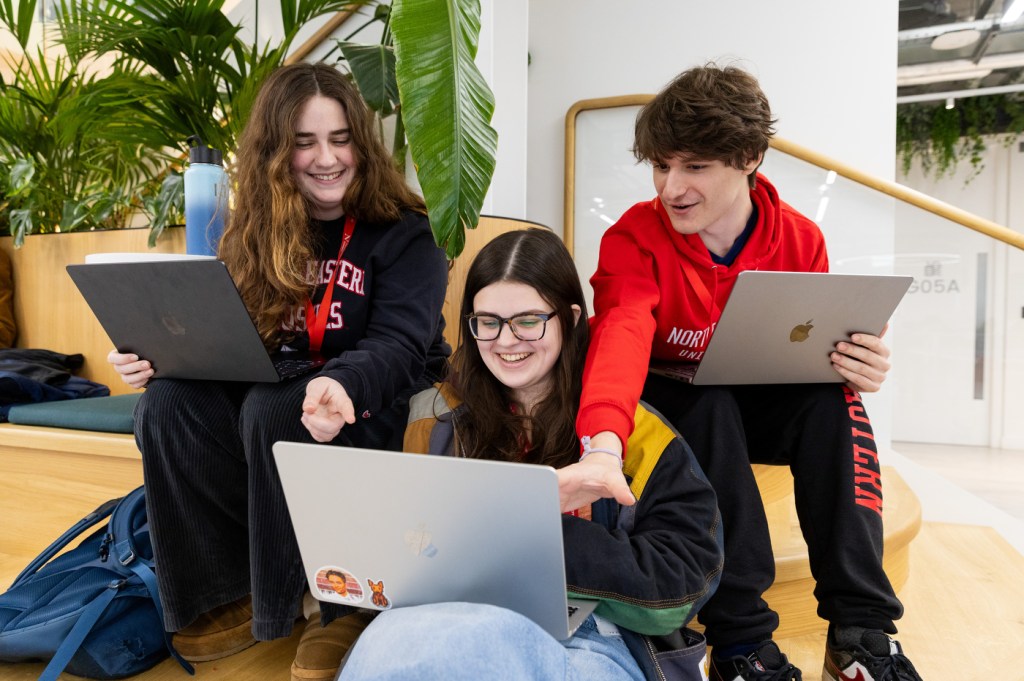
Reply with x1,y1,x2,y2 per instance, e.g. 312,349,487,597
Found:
569,65,923,681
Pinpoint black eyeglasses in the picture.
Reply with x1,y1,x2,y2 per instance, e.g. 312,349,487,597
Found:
466,311,558,341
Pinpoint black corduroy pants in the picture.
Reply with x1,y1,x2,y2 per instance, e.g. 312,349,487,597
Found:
641,374,903,649
134,376,404,640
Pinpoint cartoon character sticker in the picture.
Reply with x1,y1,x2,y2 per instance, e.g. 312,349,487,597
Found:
314,567,364,604
367,579,391,609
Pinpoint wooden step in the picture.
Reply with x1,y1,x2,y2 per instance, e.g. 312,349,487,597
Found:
754,464,922,639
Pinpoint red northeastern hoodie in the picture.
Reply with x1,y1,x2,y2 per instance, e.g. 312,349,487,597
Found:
577,174,829,449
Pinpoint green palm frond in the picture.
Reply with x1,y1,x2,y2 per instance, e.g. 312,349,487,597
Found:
0,0,38,49
391,0,497,259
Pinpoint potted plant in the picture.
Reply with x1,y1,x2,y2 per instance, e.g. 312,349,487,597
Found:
0,0,497,258
896,93,1024,180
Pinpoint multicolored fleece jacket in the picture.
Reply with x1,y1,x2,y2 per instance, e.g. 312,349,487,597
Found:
577,173,828,450
405,385,724,681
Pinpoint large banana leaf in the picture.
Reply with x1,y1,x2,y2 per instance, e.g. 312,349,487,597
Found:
390,0,497,259
338,41,398,116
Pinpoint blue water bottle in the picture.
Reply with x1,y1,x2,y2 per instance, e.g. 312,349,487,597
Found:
184,135,228,256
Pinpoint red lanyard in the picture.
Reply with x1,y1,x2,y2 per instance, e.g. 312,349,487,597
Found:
680,261,720,322
305,216,356,352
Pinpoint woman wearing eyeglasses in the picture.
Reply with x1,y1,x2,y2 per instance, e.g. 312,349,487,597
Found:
337,228,723,681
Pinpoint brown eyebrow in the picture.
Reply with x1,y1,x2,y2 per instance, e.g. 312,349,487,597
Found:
294,129,350,138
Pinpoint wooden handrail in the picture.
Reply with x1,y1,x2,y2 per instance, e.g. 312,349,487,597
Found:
563,94,1024,254
286,8,358,65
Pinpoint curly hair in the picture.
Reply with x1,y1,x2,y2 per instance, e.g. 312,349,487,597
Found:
218,62,425,347
634,63,778,189
449,228,588,469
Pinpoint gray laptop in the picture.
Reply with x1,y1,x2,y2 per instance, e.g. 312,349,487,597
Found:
650,271,913,385
273,442,598,640
67,259,325,382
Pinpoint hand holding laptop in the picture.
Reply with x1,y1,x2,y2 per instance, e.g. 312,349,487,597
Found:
829,324,891,393
108,349,155,390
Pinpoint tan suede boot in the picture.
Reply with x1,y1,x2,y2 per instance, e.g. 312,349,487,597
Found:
172,594,257,662
291,611,375,681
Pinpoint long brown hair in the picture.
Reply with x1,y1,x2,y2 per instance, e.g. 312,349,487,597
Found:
449,228,588,469
219,62,425,347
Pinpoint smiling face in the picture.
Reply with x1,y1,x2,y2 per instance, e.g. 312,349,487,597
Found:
653,154,760,243
472,281,576,414
291,94,358,220
326,572,348,596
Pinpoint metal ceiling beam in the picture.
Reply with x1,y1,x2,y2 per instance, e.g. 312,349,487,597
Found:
970,28,998,62
898,18,994,41
975,0,997,20
896,81,1024,102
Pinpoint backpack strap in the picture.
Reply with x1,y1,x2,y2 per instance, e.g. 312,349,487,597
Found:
117,544,194,675
38,579,124,681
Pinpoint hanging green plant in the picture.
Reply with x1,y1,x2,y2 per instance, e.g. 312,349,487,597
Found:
896,93,1024,181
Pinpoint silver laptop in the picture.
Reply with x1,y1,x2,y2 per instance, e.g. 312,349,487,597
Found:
650,271,913,385
273,442,598,640
67,259,325,383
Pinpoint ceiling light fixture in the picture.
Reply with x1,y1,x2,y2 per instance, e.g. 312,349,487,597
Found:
931,29,982,50
1003,0,1024,23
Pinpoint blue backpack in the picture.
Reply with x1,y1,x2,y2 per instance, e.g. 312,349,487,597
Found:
0,486,193,680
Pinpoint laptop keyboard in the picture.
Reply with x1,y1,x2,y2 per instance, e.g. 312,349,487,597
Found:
272,357,326,380
648,360,698,383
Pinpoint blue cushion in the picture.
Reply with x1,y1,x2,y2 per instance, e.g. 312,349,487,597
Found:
6,394,140,434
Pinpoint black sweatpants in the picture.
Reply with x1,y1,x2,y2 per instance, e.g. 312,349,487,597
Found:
641,374,903,648
134,376,409,640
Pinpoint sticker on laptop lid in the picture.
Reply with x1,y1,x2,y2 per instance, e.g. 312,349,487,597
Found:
314,566,364,605
367,579,391,609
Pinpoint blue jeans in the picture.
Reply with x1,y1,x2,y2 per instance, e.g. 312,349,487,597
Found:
338,602,645,681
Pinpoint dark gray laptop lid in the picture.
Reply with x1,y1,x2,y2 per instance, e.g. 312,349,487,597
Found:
67,259,284,382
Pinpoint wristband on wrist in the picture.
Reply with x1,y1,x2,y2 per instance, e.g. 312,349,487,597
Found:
579,435,623,469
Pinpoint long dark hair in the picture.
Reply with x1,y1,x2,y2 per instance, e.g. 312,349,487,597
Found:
219,62,425,348
449,228,588,468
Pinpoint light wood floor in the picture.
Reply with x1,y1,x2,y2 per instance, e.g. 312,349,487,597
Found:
2,521,1022,680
